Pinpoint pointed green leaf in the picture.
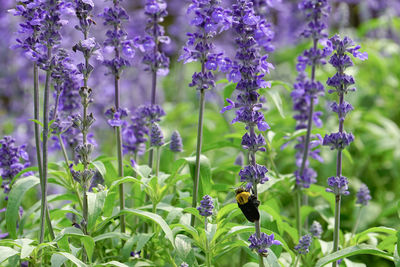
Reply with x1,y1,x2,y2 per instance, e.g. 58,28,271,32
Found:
0,246,19,264
53,252,87,267
87,190,107,232
6,176,40,239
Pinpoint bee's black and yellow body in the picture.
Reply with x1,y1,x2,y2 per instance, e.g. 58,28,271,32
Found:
235,188,260,222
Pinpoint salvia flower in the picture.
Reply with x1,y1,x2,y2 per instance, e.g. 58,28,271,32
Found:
310,221,323,238
248,233,281,254
135,0,169,76
170,130,183,153
130,250,141,259
180,263,189,267
100,0,135,77
294,234,312,254
179,0,232,91
326,176,350,196
105,107,129,127
150,123,164,147
239,164,269,190
289,0,331,188
356,184,371,206
197,195,214,217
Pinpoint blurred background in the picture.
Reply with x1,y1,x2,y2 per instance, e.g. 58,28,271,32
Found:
0,0,399,265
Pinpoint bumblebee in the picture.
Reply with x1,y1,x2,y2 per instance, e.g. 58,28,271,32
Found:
235,187,260,222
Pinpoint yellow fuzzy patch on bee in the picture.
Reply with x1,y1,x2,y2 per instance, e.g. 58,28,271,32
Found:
236,191,250,205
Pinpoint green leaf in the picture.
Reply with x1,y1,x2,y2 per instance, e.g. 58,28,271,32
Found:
93,232,130,242
184,155,212,201
91,161,107,178
270,80,292,92
122,209,175,247
6,176,40,239
53,252,87,267
266,90,285,118
264,248,280,267
87,190,107,232
223,83,236,102
28,118,44,128
133,233,154,252
355,226,397,243
18,239,35,259
94,261,129,267
54,227,95,262
0,246,19,264
315,245,394,267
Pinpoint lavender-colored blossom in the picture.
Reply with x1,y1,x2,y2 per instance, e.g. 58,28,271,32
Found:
0,230,8,239
150,123,164,147
290,0,331,188
330,102,354,122
197,195,214,217
248,233,281,254
100,0,135,77
239,164,269,190
170,130,183,153
180,263,189,267
0,136,30,181
130,250,141,258
323,132,354,150
105,107,129,127
294,234,312,254
135,0,169,76
356,184,371,206
326,176,350,196
234,152,244,166
178,0,231,90
310,221,323,238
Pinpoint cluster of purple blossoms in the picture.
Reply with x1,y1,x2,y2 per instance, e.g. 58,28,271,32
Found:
248,233,281,254
170,130,183,153
239,164,269,190
150,123,164,147
356,184,371,206
310,221,323,238
290,0,331,188
221,0,273,190
105,107,129,127
0,136,31,199
323,35,367,194
135,0,169,76
99,0,135,77
294,234,312,254
326,176,350,196
179,0,232,90
122,105,165,156
197,195,214,217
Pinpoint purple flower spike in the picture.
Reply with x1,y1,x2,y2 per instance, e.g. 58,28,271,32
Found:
295,234,312,254
248,232,281,254
326,176,350,196
170,130,183,153
310,221,323,238
150,123,164,147
105,107,129,127
322,132,354,150
356,184,371,206
239,164,269,189
197,195,214,217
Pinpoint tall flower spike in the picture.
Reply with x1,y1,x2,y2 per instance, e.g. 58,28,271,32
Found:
356,184,371,206
310,221,323,238
323,35,367,267
197,195,214,217
221,1,279,264
290,0,330,191
150,123,164,147
181,0,232,227
170,130,183,153
294,234,312,254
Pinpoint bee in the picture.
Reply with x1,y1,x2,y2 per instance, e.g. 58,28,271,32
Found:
235,187,260,222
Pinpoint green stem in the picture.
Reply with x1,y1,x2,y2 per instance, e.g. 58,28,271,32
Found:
351,206,362,238
295,188,302,237
191,87,206,227
40,46,54,243
332,194,341,267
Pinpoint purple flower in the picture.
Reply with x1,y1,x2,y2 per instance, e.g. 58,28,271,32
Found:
248,233,281,254
295,167,317,188
197,195,214,217
322,132,354,150
130,250,141,258
100,1,135,76
105,107,129,127
179,0,231,90
170,130,183,153
326,176,350,196
150,123,164,147
239,164,269,190
180,263,189,267
356,184,371,206
310,221,323,238
330,102,354,122
241,132,266,152
134,0,169,76
295,234,312,254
